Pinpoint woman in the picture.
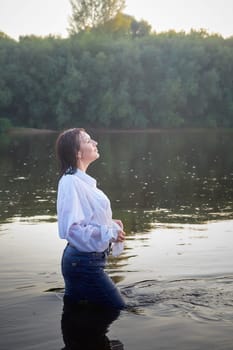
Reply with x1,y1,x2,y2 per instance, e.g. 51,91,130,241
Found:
56,128,126,310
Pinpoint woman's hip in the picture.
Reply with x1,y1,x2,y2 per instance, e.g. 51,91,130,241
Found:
62,244,107,273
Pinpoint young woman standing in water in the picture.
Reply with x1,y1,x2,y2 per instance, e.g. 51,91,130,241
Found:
56,128,126,310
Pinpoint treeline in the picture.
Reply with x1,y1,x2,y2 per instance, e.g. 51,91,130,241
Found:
0,29,233,129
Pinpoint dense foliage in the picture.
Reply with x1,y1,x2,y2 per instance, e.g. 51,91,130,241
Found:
69,0,125,34
0,29,233,129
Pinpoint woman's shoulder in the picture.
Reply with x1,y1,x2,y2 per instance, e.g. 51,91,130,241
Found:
59,173,80,187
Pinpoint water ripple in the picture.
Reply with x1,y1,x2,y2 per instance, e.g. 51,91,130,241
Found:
122,275,233,322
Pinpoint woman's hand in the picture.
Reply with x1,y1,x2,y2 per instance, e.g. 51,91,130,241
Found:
116,230,125,242
114,219,124,229
113,219,125,242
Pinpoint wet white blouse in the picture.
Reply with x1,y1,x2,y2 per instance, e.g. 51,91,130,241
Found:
57,169,123,255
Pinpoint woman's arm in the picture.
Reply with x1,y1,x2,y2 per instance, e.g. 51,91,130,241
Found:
67,221,119,252
57,175,120,252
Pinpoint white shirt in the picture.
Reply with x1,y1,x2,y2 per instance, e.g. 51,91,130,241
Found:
57,169,123,255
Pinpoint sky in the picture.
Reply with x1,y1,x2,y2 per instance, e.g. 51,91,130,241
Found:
0,0,233,40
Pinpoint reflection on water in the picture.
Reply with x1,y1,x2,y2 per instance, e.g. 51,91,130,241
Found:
0,130,233,228
0,133,57,222
61,298,123,350
101,130,233,226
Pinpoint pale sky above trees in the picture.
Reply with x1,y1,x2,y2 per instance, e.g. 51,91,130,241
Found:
0,0,233,39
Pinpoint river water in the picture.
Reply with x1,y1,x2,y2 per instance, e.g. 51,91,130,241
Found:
0,129,233,349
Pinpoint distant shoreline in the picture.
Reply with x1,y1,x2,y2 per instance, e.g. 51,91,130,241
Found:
8,126,233,135
8,127,56,135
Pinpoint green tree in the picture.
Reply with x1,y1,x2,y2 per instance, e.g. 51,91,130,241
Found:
0,117,12,133
97,12,132,35
97,13,152,37
131,19,152,38
1,28,233,130
68,0,125,34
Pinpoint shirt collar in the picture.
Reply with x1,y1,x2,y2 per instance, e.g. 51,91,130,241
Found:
74,169,96,187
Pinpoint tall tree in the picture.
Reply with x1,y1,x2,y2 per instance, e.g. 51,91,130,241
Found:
97,13,152,37
68,0,125,34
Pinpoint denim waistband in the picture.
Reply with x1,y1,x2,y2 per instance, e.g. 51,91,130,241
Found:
67,243,109,257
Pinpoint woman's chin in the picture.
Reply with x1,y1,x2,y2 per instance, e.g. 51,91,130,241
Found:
93,152,100,160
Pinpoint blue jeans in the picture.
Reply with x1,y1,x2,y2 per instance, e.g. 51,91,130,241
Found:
61,244,126,310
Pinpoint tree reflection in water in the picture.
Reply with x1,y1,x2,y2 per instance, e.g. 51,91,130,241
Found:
61,297,124,350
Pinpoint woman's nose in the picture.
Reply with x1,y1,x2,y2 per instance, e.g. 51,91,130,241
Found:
92,140,98,146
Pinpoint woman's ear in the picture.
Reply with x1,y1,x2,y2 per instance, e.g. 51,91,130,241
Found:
76,151,82,160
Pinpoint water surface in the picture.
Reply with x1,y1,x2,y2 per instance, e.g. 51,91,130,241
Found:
0,129,233,349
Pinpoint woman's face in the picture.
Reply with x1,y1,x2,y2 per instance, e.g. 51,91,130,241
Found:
78,131,99,165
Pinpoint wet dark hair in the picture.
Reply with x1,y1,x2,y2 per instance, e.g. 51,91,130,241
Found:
55,128,85,176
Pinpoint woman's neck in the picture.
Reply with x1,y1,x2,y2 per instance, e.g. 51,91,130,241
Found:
77,161,89,172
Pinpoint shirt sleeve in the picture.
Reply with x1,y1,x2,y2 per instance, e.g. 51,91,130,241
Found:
57,175,118,252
